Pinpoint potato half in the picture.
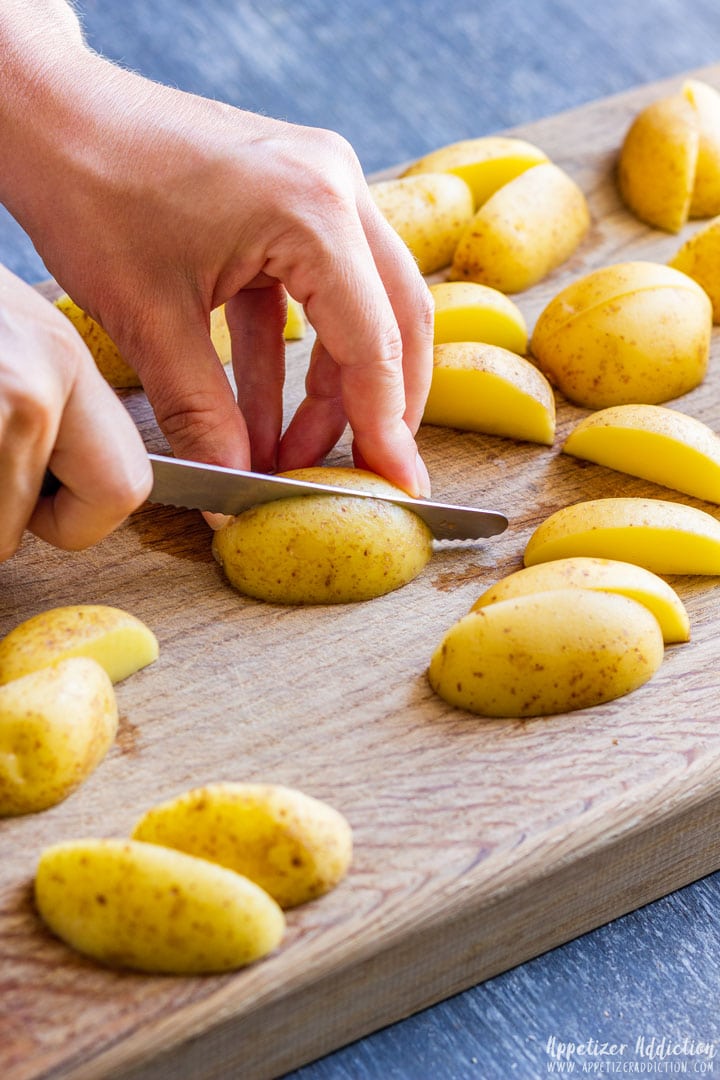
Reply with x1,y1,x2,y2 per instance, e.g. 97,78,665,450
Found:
428,588,664,717
35,838,285,973
0,604,158,686
450,162,590,293
423,342,555,444
132,782,353,909
430,281,528,353
369,173,474,274
0,658,117,816
530,261,712,408
669,215,720,322
212,467,434,605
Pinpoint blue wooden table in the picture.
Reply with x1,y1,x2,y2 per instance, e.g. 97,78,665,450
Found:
4,3,720,1076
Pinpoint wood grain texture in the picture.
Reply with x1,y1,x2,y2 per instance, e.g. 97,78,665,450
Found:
4,65,720,1080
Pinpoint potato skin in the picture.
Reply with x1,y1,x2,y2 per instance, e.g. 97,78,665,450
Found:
530,261,712,408
132,782,353,909
428,589,664,717
0,658,118,816
35,838,285,973
369,173,474,273
212,468,434,605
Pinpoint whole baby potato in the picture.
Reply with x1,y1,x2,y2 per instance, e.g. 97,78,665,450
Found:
450,162,590,293
0,658,117,816
530,261,712,408
212,467,434,605
132,782,353,909
35,838,285,973
369,173,474,273
428,588,664,717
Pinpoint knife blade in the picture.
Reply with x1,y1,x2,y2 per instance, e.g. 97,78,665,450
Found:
147,454,508,542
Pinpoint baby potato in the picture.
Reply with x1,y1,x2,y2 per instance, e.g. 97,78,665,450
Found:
669,215,720,321
0,658,117,816
284,294,306,339
430,281,528,353
563,403,720,503
472,557,689,644
618,79,720,231
212,467,434,605
428,588,664,717
524,497,720,575
530,261,712,408
35,838,285,974
400,135,549,208
423,342,555,444
55,295,232,387
132,782,353,909
369,173,474,273
450,162,590,293
0,604,158,686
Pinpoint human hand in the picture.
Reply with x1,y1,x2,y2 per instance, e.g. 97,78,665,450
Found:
0,265,152,561
2,19,433,498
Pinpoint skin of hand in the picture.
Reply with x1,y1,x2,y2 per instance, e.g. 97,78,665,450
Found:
0,2,434,507
0,265,152,560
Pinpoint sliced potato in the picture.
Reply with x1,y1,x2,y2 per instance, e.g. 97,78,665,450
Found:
530,261,712,408
0,658,117,816
430,281,528,353
683,79,720,218
284,295,306,339
132,782,352,909
669,215,720,322
472,556,689,644
369,173,474,273
524,497,720,574
0,605,158,686
35,838,285,973
563,403,720,503
428,589,664,717
212,467,434,605
400,135,549,208
423,342,555,444
449,162,590,293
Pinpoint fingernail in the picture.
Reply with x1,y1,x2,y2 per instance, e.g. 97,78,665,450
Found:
415,452,432,499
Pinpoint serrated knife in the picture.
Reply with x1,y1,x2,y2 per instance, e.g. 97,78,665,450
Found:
147,453,508,542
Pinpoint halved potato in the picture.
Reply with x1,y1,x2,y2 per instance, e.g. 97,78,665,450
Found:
400,135,549,207
428,588,664,717
563,403,720,503
0,605,158,686
430,281,527,353
423,342,555,444
669,216,720,322
450,162,590,293
524,497,720,574
472,556,689,644
530,261,712,408
369,173,474,273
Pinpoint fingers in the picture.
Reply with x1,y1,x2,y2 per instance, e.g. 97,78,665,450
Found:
225,283,286,474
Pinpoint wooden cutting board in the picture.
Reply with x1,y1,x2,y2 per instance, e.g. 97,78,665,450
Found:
4,64,720,1080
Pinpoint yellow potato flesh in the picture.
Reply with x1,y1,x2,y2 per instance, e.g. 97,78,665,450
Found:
669,216,720,322
423,342,555,444
400,135,549,207
55,295,232,387
449,162,590,293
530,262,712,408
430,281,528,353
284,295,306,339
472,556,689,644
563,403,720,503
618,94,698,232
0,605,158,686
683,80,720,218
524,497,720,575
212,467,434,605
369,173,474,274
132,782,353,909
0,658,117,816
35,838,285,974
428,589,664,718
